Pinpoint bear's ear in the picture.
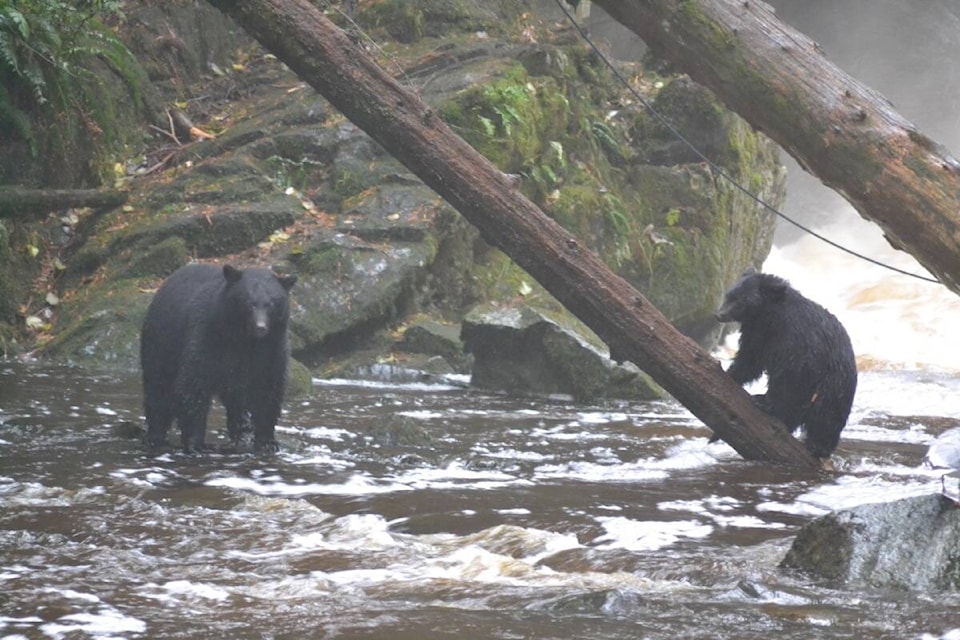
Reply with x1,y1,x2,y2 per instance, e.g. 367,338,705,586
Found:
223,265,243,284
275,273,297,291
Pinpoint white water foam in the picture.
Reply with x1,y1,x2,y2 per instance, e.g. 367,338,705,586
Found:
764,219,960,373
205,461,531,497
39,607,146,639
593,516,713,551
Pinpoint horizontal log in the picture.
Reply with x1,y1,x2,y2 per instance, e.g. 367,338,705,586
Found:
0,187,128,218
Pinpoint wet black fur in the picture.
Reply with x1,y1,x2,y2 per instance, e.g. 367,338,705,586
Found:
140,264,296,452
715,269,857,458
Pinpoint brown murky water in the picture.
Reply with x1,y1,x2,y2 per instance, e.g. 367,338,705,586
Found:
2,362,959,639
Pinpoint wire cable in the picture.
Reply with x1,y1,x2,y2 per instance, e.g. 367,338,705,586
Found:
552,0,941,284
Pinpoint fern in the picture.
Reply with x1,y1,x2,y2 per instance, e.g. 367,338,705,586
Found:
0,0,133,157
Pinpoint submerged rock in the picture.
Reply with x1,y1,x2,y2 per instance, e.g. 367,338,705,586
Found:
780,494,960,591
925,427,960,470
461,304,660,402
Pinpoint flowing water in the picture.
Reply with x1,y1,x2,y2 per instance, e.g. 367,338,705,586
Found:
2,353,960,639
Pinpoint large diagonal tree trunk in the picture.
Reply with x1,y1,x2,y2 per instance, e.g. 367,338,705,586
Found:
592,0,960,295
206,0,821,468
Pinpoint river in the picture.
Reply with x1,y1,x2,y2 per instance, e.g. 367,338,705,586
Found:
2,356,960,639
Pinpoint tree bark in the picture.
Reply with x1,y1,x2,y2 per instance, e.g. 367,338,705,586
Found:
206,0,820,468
592,0,960,295
0,187,128,219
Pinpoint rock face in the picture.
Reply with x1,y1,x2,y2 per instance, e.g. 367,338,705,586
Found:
461,305,660,401
4,2,785,401
780,494,960,591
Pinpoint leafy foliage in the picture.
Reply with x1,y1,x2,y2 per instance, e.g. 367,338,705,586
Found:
0,0,131,156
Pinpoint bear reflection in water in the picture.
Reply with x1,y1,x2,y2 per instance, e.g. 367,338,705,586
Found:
140,263,297,453
712,269,858,459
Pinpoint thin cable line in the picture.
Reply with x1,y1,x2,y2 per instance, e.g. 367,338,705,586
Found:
552,0,940,284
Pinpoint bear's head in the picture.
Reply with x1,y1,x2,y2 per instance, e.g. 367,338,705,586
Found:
223,265,297,339
715,269,788,323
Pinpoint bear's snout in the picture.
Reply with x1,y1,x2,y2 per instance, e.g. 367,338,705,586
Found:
251,308,270,338
714,304,734,323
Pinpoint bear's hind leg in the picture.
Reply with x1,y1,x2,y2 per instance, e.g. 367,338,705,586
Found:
802,402,846,458
224,396,251,445
173,379,214,453
176,404,212,453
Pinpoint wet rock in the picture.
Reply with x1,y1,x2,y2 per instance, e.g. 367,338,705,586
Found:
397,319,470,371
287,358,314,400
125,236,189,279
461,304,660,402
925,427,960,470
111,420,146,440
540,589,646,617
366,415,434,448
780,494,960,590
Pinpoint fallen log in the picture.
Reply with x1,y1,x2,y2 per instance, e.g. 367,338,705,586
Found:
591,0,960,295
206,0,820,468
0,187,128,219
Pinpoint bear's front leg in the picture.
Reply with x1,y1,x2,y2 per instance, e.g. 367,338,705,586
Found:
249,402,281,453
178,408,212,453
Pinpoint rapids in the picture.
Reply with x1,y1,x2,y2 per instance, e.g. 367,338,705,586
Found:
2,362,960,639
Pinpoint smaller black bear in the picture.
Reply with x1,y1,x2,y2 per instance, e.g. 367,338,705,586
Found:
714,269,857,458
140,263,297,452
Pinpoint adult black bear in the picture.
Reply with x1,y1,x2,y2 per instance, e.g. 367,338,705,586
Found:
140,263,297,452
714,269,857,458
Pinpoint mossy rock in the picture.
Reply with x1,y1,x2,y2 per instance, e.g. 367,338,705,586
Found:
354,0,506,43
397,318,469,371
286,358,314,400
124,236,189,279
437,47,782,347
781,494,960,591
41,282,152,368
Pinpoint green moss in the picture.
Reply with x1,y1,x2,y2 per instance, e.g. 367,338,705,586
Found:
439,64,572,176
354,0,507,42
438,53,782,334
679,0,737,49
357,1,425,43
125,236,189,279
286,358,314,399
0,7,153,187
331,167,369,202
291,244,347,276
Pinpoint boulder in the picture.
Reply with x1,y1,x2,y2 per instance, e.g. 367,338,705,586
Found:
780,494,960,591
461,304,660,402
397,319,470,371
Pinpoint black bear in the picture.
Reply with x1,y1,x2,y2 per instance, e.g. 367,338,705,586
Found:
714,269,857,458
140,263,297,452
